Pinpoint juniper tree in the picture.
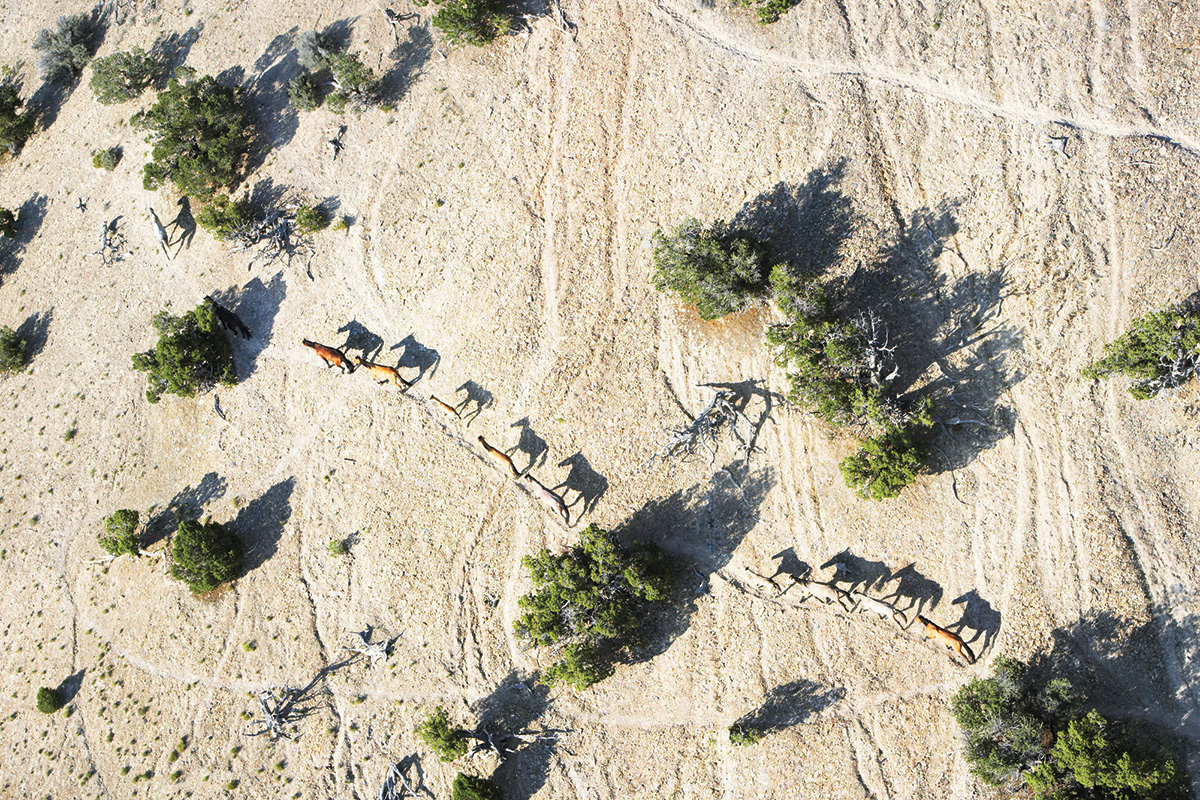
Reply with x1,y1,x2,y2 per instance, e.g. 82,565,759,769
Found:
0,78,34,155
651,217,771,320
416,707,470,762
171,517,240,594
733,0,801,23
99,509,140,557
427,0,513,47
33,12,99,83
36,686,64,714
0,326,27,374
131,302,236,403
89,47,159,104
0,207,15,238
286,73,322,111
451,773,502,800
1083,302,1200,399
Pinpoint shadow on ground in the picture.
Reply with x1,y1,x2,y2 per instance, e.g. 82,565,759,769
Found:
15,308,53,363
1,195,48,280
732,678,844,737
144,472,228,547
233,477,295,576
473,671,556,800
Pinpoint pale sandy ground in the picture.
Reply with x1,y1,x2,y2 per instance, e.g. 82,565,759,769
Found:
1,0,1199,798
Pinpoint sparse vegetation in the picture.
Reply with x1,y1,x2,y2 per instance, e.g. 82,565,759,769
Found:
170,517,241,595
131,302,236,403
293,30,378,112
427,0,513,47
99,509,140,557
1083,301,1200,399
89,47,158,104
0,326,26,374
36,687,64,714
92,145,121,171
0,207,16,238
514,523,673,690
651,217,771,320
33,12,98,83
134,75,253,200
0,78,34,155
733,0,801,24
451,773,502,800
331,215,350,232
729,724,763,746
327,538,347,556
294,205,328,234
196,195,254,240
416,706,470,762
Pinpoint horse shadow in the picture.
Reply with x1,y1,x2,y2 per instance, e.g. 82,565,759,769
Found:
168,197,197,254
143,471,228,547
15,308,53,363
731,678,844,736
454,380,492,424
551,453,608,518
508,417,548,475
946,589,1001,656
820,549,891,594
337,320,384,360
390,334,440,382
233,478,295,577
770,547,811,582
877,563,943,619
210,271,287,378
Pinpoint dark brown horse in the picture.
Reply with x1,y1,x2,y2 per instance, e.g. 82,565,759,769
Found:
205,296,251,339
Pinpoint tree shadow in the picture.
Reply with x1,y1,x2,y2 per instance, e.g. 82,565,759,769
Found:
731,159,855,275
389,334,440,381
550,453,608,518
150,25,203,88
231,478,294,577
15,308,53,363
507,417,548,475
247,175,289,211
732,678,844,736
819,549,891,594
1,194,49,280
210,271,287,378
144,472,228,547
877,563,944,619
378,22,435,106
454,380,492,424
244,29,300,158
472,671,556,800
58,668,86,704
337,320,384,360
620,465,776,661
945,589,1001,657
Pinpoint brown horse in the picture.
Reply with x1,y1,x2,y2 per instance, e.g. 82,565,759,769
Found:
917,614,975,663
431,396,460,417
302,339,354,373
353,355,411,389
478,435,520,477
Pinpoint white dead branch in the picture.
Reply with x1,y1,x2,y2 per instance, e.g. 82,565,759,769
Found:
644,387,754,468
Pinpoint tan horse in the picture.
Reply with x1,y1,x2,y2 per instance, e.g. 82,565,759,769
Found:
302,339,354,373
353,355,411,389
787,577,854,611
522,473,570,525
478,435,520,478
917,614,975,663
849,591,908,629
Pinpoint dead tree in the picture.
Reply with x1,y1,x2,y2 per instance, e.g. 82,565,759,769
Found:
224,203,314,267
247,687,313,740
644,387,754,468
344,628,393,665
377,758,420,800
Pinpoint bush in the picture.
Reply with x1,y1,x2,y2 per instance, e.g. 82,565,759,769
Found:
0,207,15,238
416,707,470,762
729,724,763,746
651,218,770,320
286,73,322,112
430,0,512,47
100,509,140,557
131,302,236,403
514,524,673,690
89,47,158,104
1083,302,1200,399
92,145,121,171
171,517,240,594
451,773,502,800
297,29,336,71
734,0,801,23
0,78,34,155
195,195,254,240
33,12,98,83
36,687,64,714
838,415,931,501
0,326,27,374
295,205,328,234
135,76,253,200
327,51,378,110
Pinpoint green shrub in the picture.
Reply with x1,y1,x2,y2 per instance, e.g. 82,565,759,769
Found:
0,78,34,155
0,326,27,374
729,724,763,746
100,509,140,557
431,0,512,46
295,205,328,234
451,773,502,800
131,302,236,403
327,538,347,556
838,415,931,501
170,517,240,594
651,218,770,320
734,0,801,23
416,707,469,762
92,145,121,171
37,686,64,713
33,12,97,83
196,195,255,240
89,47,159,104
514,524,673,690
327,51,378,110
1026,710,1187,800
286,72,322,111
135,76,253,200
331,215,350,232
1083,302,1200,399
297,29,336,71
0,207,15,238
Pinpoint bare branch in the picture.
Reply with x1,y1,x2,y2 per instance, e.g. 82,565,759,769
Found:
644,387,755,469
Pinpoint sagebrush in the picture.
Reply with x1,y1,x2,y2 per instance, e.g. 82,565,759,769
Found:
34,12,98,83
